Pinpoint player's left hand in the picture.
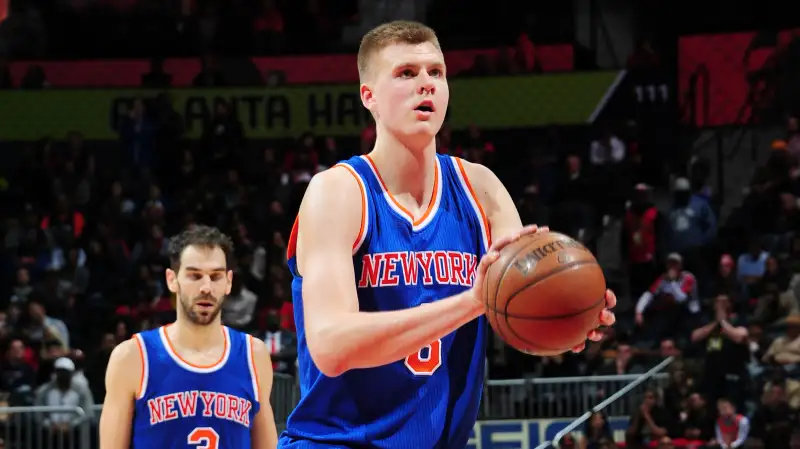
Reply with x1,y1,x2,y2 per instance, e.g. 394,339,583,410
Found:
571,289,616,353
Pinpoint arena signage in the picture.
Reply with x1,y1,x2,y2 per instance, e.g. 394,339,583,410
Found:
467,417,629,449
0,71,620,141
6,45,574,87
678,28,800,126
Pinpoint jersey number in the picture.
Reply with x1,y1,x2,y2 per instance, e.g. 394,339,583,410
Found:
188,427,219,449
404,339,442,375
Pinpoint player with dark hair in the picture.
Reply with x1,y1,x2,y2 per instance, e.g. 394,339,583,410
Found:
100,225,278,449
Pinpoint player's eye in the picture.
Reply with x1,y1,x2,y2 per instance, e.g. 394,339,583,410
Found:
429,69,442,77
400,69,415,78
189,274,203,280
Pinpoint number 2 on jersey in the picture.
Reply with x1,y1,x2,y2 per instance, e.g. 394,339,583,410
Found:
188,427,219,449
404,339,442,375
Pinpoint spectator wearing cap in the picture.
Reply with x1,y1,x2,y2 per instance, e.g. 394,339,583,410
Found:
635,253,701,342
762,314,800,368
622,183,665,301
34,357,92,432
666,177,717,285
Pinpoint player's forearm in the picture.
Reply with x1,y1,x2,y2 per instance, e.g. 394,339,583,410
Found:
310,291,482,376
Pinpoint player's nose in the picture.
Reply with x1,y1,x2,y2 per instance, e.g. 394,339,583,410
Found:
418,73,436,95
198,277,213,292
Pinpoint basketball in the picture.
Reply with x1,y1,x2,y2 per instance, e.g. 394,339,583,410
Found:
483,232,606,355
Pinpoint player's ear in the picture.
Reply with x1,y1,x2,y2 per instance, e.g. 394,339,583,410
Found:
360,83,376,115
165,268,179,293
225,270,233,295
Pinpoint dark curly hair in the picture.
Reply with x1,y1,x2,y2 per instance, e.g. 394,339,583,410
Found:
168,225,235,271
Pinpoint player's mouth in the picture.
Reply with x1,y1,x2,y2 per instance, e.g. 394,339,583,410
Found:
195,300,215,311
414,100,435,119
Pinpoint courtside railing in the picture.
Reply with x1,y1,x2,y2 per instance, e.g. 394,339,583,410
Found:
90,371,669,425
481,372,670,419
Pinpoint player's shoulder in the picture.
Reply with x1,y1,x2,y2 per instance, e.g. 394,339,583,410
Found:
230,330,272,369
105,336,145,385
307,163,363,195
452,157,500,187
227,327,261,346
300,165,363,221
450,158,504,203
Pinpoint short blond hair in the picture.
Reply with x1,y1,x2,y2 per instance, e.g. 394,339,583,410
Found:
357,20,441,81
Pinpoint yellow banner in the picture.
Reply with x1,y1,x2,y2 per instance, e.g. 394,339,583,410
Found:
0,72,619,141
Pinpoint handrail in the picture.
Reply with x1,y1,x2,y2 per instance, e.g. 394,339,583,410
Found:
533,356,675,449
486,372,668,386
0,405,86,418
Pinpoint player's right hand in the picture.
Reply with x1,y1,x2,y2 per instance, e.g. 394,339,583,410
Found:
470,224,549,311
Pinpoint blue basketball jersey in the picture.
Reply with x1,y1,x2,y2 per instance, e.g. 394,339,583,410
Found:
281,153,490,448
131,325,261,449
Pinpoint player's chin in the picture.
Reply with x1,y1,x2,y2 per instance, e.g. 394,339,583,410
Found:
191,308,221,324
406,120,441,136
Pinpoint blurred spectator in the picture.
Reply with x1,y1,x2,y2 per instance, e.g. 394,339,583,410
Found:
221,274,257,329
580,411,613,449
625,388,672,449
709,254,742,305
141,57,172,88
678,393,715,443
264,309,297,376
0,338,36,406
622,183,665,300
713,398,750,449
762,314,800,367
750,382,794,449
692,295,749,409
555,155,595,243
635,253,700,341
666,177,717,282
34,357,92,431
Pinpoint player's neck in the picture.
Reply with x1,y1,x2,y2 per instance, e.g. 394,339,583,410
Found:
370,132,437,203
169,318,225,350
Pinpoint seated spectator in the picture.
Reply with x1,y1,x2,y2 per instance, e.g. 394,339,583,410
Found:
752,257,795,322
34,357,92,432
625,388,673,449
662,366,693,419
0,338,36,406
263,309,297,376
712,398,750,449
709,254,742,305
622,183,664,300
221,275,258,330
635,253,701,341
678,393,715,443
762,314,800,367
580,411,613,449
738,238,770,299
750,382,795,449
666,177,716,282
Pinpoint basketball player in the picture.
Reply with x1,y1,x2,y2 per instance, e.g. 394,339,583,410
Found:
280,21,617,448
99,226,278,449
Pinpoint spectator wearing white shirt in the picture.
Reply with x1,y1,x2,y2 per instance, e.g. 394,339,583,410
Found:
221,275,258,330
34,357,91,431
714,398,750,449
590,130,626,165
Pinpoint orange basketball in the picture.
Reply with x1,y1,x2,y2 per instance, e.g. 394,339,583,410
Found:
482,232,606,355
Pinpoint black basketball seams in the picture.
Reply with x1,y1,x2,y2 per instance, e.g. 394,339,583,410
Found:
488,235,549,346
499,294,606,351
494,260,604,318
